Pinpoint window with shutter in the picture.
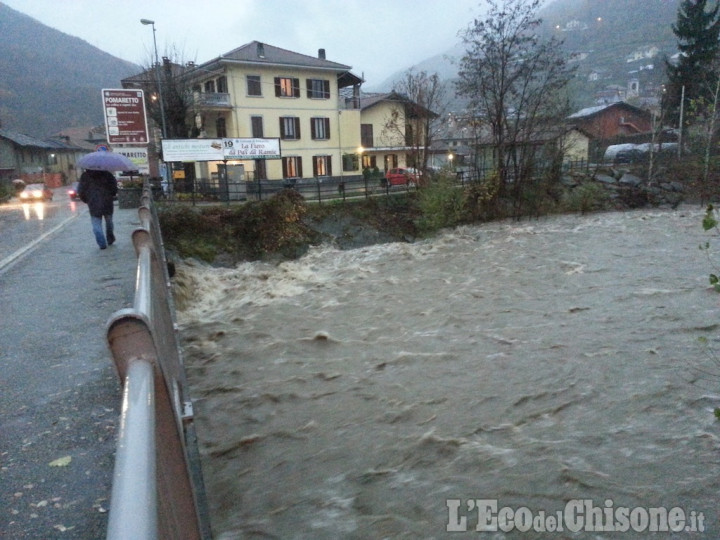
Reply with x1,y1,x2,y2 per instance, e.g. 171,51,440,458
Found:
251,116,264,138
311,117,330,140
275,77,300,98
283,156,303,178
313,156,332,176
307,79,330,99
247,75,262,96
280,117,300,140
361,124,374,147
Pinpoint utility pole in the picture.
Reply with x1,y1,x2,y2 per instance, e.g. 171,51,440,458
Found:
678,85,685,158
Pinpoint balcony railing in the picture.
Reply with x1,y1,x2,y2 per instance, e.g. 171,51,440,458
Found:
192,92,232,109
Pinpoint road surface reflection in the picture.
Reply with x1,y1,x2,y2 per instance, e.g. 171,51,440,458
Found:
21,202,45,221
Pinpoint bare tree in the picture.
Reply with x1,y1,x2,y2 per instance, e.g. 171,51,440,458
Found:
455,0,576,209
384,69,445,176
125,46,194,141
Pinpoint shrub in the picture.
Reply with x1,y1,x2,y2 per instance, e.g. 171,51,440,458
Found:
231,189,317,259
158,205,227,262
561,182,608,214
160,189,320,262
462,172,502,222
415,172,466,233
0,182,14,202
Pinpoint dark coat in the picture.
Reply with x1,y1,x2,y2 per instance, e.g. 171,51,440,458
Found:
78,170,118,217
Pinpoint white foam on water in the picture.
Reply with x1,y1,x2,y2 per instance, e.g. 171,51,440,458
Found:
178,207,720,537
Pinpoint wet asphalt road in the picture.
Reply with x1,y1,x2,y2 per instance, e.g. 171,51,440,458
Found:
0,196,140,539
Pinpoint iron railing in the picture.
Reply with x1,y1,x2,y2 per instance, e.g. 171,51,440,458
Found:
105,186,210,539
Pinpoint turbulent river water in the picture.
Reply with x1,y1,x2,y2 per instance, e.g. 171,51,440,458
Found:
176,207,720,539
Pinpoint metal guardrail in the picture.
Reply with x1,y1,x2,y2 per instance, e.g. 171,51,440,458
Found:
105,187,210,539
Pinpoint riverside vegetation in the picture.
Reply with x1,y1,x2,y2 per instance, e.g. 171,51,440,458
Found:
157,164,701,266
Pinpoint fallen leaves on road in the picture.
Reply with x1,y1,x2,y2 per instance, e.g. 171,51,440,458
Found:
49,455,72,467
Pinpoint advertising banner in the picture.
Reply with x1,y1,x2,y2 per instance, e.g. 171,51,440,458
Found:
222,138,281,160
161,138,281,161
162,139,224,162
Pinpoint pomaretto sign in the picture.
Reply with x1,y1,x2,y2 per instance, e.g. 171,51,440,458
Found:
114,147,150,175
102,89,149,144
161,138,281,162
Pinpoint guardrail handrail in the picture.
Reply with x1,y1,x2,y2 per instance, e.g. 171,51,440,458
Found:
105,185,210,539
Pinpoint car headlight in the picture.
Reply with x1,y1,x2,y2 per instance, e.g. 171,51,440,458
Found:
32,190,42,198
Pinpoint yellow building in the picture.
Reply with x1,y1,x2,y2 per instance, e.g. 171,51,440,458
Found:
180,42,428,186
186,41,363,185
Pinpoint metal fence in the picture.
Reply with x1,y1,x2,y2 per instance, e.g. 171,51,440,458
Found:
105,186,211,540
153,160,598,206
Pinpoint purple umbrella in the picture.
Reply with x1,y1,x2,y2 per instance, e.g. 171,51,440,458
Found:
77,151,137,172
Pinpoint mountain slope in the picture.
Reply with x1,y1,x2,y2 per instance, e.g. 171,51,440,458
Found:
0,2,139,137
371,0,682,110
0,0,685,136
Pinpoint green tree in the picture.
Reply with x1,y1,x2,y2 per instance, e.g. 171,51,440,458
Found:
664,0,720,124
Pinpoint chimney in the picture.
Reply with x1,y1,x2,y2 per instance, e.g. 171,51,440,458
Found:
318,48,326,60
257,42,265,58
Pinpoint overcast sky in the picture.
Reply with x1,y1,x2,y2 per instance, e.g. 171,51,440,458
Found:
4,0,484,84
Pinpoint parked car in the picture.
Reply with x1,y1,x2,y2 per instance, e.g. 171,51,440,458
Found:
19,183,53,201
67,181,81,201
385,167,421,186
614,149,645,164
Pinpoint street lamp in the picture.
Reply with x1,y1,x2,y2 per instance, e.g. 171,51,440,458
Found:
140,18,167,139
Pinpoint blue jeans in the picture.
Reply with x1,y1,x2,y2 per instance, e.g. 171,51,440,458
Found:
91,214,115,248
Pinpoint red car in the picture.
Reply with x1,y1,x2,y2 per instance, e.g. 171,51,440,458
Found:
385,167,421,187
67,182,81,201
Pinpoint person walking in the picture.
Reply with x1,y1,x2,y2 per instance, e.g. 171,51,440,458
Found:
78,169,118,249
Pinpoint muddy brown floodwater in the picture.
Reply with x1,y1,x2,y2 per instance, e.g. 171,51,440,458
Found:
176,207,720,539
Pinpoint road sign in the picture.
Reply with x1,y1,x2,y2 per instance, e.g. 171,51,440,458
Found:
114,147,150,175
102,89,149,145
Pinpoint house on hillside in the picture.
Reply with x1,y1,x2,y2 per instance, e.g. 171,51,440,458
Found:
567,101,654,161
567,102,652,140
561,127,592,163
121,41,435,191
0,129,84,186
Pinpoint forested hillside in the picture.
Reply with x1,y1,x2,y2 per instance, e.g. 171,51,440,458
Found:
0,2,138,137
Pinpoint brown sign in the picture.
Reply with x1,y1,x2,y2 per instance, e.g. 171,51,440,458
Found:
102,89,149,144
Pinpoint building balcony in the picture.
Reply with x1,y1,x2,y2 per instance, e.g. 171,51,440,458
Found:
192,91,232,110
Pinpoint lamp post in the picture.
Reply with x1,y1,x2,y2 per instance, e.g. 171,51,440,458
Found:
140,18,167,139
